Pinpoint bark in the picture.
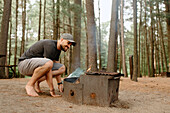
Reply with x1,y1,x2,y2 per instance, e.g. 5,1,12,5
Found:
144,0,150,76
132,0,138,81
149,0,154,77
164,0,170,72
121,0,127,77
56,0,60,40
14,0,18,75
138,0,142,77
83,1,89,70
141,38,145,76
38,0,42,41
68,0,72,75
157,2,168,72
160,39,164,72
155,20,160,74
8,16,12,65
71,0,81,72
98,0,102,70
43,0,46,39
53,0,56,39
107,0,119,72
21,0,26,56
86,0,97,71
0,0,12,78
118,21,122,73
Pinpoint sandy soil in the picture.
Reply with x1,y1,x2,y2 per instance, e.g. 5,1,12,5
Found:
0,77,170,113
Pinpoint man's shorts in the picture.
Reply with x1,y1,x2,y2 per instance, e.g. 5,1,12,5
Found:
18,58,63,75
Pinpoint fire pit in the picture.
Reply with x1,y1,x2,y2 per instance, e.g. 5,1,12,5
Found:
63,71,123,107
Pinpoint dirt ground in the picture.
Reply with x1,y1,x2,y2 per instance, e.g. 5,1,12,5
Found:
0,77,170,113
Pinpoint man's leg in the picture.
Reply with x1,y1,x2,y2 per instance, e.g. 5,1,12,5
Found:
35,65,65,92
34,76,46,93
52,65,66,76
25,60,53,96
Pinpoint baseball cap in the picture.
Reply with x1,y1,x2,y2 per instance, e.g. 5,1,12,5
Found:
60,33,76,46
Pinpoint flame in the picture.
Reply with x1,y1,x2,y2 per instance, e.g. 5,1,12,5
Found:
86,65,92,72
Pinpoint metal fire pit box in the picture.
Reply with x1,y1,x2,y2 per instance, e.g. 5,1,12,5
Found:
63,72,123,107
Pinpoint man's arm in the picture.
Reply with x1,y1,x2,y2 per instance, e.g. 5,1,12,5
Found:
53,60,63,92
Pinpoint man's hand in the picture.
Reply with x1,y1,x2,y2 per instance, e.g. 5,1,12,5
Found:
58,84,63,92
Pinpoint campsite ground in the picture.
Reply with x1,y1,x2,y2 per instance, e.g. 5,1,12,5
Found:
0,77,170,113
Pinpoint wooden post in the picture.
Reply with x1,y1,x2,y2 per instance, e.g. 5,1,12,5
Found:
129,55,133,79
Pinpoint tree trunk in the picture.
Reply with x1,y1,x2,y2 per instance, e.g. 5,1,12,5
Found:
98,0,102,71
0,0,12,78
86,0,97,71
53,0,56,40
83,1,89,70
8,16,12,65
160,38,164,72
14,0,18,76
21,0,26,56
157,2,168,72
164,0,170,72
138,0,142,77
38,0,42,41
56,0,60,40
68,0,72,75
118,20,122,73
132,0,138,81
144,0,150,76
149,0,154,77
43,0,46,39
107,0,119,72
71,0,81,72
155,22,160,74
121,0,127,77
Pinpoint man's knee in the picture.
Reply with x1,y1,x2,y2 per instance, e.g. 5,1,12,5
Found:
44,60,53,70
59,65,66,74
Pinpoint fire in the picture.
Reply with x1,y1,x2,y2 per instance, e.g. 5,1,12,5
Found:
86,65,92,72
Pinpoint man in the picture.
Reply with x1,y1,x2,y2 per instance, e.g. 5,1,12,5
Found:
18,33,76,97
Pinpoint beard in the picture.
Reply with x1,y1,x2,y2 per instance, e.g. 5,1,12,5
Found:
60,45,67,52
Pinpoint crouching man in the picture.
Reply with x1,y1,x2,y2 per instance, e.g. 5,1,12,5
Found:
18,33,76,97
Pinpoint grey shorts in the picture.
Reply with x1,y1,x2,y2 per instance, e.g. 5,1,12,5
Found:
18,58,63,75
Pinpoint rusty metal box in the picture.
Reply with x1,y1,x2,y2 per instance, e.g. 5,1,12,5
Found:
63,73,121,107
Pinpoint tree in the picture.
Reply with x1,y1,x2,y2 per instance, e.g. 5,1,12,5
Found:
8,15,12,65
20,0,26,55
86,0,97,71
120,0,127,77
43,0,46,39
149,0,154,77
107,0,119,72
53,0,56,40
98,0,102,70
0,0,12,78
138,0,142,77
157,1,168,72
164,0,170,72
38,0,42,41
71,0,81,72
56,0,60,40
14,0,18,75
132,0,138,81
144,0,150,76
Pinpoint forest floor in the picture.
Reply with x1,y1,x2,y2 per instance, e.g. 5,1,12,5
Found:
0,77,170,113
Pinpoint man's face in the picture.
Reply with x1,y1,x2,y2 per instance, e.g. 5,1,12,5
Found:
60,39,72,52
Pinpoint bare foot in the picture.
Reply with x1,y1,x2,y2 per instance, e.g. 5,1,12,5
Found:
25,85,39,97
50,90,62,97
34,82,44,93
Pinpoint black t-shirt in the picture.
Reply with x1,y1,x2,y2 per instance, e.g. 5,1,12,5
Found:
19,39,61,61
